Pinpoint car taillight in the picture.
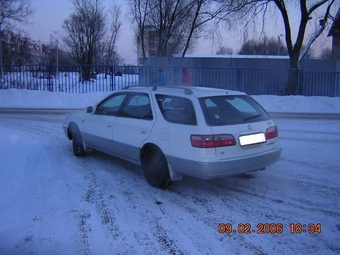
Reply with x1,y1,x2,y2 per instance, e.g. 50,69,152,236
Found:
265,125,278,140
191,134,236,148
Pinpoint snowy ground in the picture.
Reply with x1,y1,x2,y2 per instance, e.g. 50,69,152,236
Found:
0,89,339,254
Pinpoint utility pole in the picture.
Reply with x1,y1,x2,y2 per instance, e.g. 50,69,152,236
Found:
56,39,59,78
277,34,284,56
50,35,59,90
50,35,59,74
0,23,3,79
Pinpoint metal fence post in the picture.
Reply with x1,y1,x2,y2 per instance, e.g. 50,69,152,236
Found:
237,68,241,91
48,65,53,92
111,65,114,91
297,69,303,95
335,71,340,97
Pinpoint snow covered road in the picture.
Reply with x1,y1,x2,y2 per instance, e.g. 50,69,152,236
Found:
0,111,339,255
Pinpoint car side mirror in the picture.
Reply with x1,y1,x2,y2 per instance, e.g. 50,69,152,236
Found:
86,106,94,113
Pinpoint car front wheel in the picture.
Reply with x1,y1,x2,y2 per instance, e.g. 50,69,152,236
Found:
72,131,85,156
142,146,172,188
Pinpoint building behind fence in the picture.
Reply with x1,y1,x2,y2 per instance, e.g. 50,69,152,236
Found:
0,57,340,97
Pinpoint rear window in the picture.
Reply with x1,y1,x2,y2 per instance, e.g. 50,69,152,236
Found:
199,95,270,126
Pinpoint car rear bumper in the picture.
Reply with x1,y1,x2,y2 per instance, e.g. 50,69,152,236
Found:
166,144,282,179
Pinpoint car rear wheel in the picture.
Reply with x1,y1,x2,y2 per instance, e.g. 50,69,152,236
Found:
72,131,85,156
142,146,172,188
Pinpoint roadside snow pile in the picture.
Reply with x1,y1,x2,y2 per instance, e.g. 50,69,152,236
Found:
0,89,111,109
0,88,340,113
253,95,340,113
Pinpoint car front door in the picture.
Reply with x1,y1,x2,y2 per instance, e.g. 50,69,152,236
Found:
82,93,127,154
112,93,155,163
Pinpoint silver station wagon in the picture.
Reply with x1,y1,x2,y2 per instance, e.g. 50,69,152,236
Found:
63,86,282,188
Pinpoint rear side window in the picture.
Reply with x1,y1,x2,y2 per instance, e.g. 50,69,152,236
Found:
121,94,153,120
199,95,270,126
156,95,197,125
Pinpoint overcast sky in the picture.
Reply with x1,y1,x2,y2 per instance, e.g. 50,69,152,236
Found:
18,0,336,64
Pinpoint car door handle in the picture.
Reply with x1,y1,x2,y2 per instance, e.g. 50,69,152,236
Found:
107,124,112,128
141,129,147,134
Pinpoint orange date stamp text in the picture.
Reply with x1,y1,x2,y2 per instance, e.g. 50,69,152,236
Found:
218,223,321,234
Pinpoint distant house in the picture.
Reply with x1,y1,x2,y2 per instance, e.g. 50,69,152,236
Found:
328,7,340,60
137,29,159,65
2,31,48,65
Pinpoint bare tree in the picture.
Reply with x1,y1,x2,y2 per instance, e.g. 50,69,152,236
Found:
239,36,287,55
129,0,228,62
275,0,337,94
318,47,333,59
180,0,231,57
216,46,233,55
0,0,34,77
221,0,337,95
129,0,195,59
62,0,107,81
129,0,149,63
100,4,122,77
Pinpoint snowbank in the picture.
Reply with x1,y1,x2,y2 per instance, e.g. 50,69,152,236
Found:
1,89,340,113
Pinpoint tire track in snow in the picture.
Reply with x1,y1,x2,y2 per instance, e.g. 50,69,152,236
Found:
76,156,138,254
78,212,91,255
70,150,191,254
153,224,184,255
89,157,186,254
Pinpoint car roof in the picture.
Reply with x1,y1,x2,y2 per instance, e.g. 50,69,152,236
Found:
122,85,246,97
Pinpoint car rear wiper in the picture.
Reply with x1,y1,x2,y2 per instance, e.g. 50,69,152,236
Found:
243,114,263,121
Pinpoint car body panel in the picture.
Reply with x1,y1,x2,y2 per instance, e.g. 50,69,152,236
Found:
166,143,282,179
113,117,156,162
211,120,278,160
82,114,117,154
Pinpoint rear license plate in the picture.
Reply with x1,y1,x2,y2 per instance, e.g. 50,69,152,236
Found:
239,133,266,146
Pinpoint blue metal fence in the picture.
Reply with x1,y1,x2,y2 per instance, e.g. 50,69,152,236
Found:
139,66,340,97
298,70,339,96
0,65,140,93
0,64,339,96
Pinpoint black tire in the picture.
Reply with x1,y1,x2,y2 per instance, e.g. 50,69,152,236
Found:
72,131,85,156
142,147,172,188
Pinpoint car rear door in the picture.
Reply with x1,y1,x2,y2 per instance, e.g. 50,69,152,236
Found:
112,93,156,163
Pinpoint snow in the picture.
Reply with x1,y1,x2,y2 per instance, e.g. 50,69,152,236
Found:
0,89,111,109
252,95,340,114
0,89,339,254
1,89,340,113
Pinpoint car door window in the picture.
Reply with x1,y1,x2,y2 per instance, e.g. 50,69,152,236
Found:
121,94,153,120
156,95,197,125
94,94,126,116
